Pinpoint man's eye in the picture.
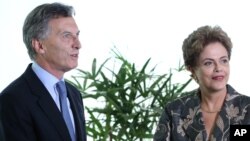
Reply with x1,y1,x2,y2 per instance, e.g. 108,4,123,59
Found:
63,34,72,38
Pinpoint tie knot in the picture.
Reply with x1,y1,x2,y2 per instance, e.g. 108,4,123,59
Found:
56,81,67,98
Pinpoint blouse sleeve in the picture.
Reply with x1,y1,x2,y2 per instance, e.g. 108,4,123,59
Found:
153,107,171,141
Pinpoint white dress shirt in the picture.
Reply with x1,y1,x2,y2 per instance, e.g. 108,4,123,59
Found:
32,62,75,132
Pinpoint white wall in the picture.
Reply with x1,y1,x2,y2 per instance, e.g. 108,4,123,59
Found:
0,0,249,96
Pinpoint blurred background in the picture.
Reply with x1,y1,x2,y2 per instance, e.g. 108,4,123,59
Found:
0,0,249,95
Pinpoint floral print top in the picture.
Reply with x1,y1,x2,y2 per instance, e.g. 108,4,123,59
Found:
153,85,250,141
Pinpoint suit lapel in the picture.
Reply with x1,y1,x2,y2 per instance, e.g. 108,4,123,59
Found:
23,64,71,141
38,95,71,141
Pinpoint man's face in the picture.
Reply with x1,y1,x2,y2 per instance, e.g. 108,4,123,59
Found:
35,17,81,78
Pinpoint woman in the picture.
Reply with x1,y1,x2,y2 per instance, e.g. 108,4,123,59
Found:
153,25,250,141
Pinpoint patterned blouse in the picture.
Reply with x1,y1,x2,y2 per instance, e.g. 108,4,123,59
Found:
153,85,250,141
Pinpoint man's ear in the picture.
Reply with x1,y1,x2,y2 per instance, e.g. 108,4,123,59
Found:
32,39,45,54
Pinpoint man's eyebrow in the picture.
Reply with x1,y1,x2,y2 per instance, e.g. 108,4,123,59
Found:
61,30,80,35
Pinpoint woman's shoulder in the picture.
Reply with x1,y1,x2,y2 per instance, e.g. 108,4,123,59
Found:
172,89,198,101
227,84,250,102
225,85,250,114
165,89,200,110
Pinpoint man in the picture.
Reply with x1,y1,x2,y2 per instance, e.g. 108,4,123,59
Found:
0,3,87,141
0,101,5,141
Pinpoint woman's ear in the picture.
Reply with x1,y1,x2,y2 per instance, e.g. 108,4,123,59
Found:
32,39,45,54
186,66,194,74
187,66,197,80
187,66,199,83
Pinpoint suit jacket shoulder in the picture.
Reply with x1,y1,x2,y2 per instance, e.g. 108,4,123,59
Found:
1,64,87,141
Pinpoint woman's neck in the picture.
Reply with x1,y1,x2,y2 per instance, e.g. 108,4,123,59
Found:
200,88,227,112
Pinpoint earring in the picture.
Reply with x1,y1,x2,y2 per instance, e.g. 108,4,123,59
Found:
193,75,199,83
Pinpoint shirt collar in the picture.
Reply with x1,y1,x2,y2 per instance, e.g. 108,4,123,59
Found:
31,62,63,88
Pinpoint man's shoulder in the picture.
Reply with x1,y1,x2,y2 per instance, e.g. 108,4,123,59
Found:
0,64,33,97
1,75,25,94
0,75,30,107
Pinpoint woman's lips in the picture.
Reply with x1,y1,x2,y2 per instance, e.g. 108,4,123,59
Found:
212,75,224,80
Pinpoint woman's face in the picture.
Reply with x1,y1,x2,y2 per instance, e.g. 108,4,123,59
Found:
192,42,230,93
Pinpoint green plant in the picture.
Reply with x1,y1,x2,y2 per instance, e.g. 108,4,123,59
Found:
67,48,192,141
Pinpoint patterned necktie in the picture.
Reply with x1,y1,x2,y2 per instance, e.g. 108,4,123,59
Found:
56,81,76,141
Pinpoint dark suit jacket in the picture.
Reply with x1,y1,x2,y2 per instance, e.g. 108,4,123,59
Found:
0,100,5,141
0,64,87,141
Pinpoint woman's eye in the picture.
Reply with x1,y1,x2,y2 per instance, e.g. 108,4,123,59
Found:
204,61,212,66
222,59,228,64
